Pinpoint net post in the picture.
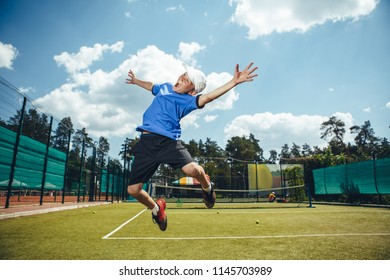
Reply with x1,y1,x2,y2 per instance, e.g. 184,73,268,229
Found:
304,163,315,208
228,158,233,203
306,184,315,208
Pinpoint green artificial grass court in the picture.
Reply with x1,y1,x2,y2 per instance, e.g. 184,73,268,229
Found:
0,202,389,260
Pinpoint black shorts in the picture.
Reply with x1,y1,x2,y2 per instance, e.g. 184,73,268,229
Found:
128,133,194,185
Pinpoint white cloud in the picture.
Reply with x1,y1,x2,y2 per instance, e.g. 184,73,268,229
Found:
229,0,379,39
0,41,19,69
177,42,206,66
332,112,355,138
202,71,238,111
36,43,239,143
18,86,35,94
363,106,371,113
204,115,218,122
38,44,179,138
53,41,124,73
181,113,200,130
166,5,185,12
224,112,356,154
386,101,390,109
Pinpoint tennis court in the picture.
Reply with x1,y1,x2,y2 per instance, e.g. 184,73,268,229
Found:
1,201,389,260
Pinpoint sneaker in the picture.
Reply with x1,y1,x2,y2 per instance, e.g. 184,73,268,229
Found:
202,174,216,208
152,198,167,231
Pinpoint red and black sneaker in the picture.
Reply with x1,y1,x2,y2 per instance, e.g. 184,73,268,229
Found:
202,174,216,209
152,198,167,231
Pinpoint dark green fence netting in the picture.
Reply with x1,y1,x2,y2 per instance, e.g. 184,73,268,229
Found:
0,125,66,190
313,158,390,195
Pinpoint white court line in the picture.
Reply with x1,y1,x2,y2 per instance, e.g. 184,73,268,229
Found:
101,207,390,240
102,208,148,239
104,232,390,241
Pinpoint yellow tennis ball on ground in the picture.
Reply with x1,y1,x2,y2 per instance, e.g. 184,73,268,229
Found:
217,211,219,214
93,211,96,214
256,220,259,224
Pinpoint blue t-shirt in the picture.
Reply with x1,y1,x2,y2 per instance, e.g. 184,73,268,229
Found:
136,82,202,140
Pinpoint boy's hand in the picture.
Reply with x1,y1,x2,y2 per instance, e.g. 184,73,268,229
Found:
125,69,154,91
198,62,259,108
233,62,258,85
126,70,136,85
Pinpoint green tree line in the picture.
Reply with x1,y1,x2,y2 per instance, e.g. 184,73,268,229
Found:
2,108,389,199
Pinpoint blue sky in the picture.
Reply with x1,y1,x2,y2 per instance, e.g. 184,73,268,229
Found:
1,0,389,159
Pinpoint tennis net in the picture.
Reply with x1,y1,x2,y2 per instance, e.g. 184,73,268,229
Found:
148,184,307,204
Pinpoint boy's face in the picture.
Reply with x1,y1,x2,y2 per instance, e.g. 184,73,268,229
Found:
173,73,196,95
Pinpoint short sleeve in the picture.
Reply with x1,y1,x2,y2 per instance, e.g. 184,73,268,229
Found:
151,84,161,96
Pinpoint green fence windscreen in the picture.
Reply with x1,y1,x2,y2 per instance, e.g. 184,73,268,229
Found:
0,125,66,190
100,169,122,194
313,158,390,195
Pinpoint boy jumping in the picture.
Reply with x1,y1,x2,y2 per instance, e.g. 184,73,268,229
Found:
125,62,258,231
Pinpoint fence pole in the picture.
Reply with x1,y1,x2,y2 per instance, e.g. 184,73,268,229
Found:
62,129,72,204
5,97,27,209
39,116,53,205
98,154,103,201
116,173,120,202
89,146,96,202
255,161,259,203
106,157,110,202
122,142,127,201
372,153,382,204
77,138,85,203
110,174,113,203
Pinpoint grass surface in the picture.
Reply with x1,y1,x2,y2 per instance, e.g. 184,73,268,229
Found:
0,202,389,260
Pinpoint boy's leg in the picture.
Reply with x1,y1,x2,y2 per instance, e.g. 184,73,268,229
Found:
182,162,216,208
182,162,209,190
127,183,156,209
128,183,167,231
127,135,169,231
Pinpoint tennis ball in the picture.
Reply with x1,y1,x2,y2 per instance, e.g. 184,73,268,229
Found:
256,220,259,224
217,211,220,214
93,211,96,214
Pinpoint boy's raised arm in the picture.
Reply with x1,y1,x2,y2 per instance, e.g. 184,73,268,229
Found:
126,69,154,91
198,62,258,108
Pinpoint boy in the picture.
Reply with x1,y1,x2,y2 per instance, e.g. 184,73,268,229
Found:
125,62,258,231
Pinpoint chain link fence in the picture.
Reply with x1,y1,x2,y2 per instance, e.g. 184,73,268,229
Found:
0,76,127,208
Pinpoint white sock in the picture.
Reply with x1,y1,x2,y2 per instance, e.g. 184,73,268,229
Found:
152,203,159,216
203,183,212,193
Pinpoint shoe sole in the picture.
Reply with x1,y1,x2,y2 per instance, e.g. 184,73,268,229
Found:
203,175,215,208
156,199,168,231
202,190,216,208
158,216,167,231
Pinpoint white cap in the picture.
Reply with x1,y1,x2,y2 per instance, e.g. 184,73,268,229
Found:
184,64,206,93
